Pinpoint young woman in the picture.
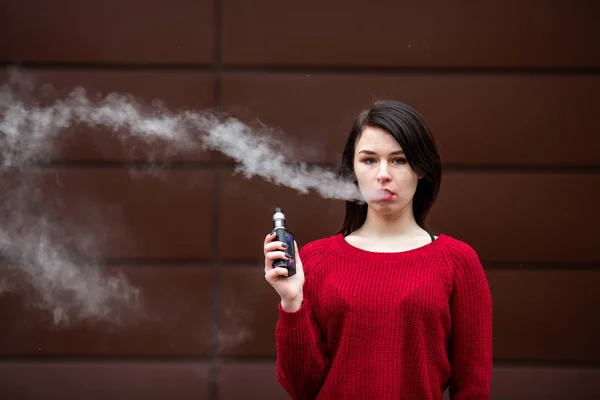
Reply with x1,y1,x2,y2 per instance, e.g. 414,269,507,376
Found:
263,100,492,399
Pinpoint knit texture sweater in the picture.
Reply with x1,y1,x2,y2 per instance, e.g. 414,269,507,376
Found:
275,233,492,400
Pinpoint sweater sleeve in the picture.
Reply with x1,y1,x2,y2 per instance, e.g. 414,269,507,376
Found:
274,240,332,400
448,242,493,399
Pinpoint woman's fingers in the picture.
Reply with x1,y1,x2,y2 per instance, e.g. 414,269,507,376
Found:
265,267,288,283
264,232,276,245
264,250,289,273
264,241,288,255
265,251,288,263
264,232,288,261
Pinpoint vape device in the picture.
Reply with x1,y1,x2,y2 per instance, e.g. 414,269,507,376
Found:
272,207,296,277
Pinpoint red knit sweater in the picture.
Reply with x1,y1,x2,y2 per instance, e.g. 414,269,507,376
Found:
275,233,492,399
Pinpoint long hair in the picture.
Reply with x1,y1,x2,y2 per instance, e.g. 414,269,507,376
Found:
337,100,442,236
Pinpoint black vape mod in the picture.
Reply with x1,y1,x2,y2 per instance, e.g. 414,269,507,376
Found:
272,207,296,277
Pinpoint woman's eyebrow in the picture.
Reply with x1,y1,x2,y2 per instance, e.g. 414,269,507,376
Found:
357,149,404,155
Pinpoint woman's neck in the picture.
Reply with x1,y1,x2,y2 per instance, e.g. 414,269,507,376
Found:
354,204,424,239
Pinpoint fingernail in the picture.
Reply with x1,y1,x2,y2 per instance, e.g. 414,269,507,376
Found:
282,243,288,248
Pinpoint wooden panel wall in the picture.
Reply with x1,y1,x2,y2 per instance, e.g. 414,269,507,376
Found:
1,1,599,399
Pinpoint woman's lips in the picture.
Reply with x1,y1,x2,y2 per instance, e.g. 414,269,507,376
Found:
373,189,395,201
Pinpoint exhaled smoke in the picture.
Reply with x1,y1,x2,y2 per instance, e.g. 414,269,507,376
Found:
1,224,141,326
0,172,143,327
205,120,362,200
0,73,363,327
1,78,363,201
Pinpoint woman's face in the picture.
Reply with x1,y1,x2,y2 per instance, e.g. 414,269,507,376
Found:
353,126,421,214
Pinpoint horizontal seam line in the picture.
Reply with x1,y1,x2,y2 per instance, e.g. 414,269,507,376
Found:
2,164,600,172
0,357,597,368
3,63,600,75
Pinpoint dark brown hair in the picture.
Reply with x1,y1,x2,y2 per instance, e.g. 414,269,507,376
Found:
337,100,442,236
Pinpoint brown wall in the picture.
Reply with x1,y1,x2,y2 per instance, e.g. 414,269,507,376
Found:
1,1,599,399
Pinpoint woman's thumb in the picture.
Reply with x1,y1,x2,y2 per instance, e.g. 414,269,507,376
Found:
294,241,302,268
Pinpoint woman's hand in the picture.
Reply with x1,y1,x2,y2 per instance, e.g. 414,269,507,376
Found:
263,232,305,312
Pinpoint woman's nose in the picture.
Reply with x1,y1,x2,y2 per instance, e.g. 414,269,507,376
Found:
377,165,392,182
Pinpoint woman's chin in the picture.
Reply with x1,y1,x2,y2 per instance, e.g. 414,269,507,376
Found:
368,200,399,214
367,195,413,216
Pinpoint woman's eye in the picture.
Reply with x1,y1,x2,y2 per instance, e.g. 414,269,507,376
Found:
363,158,376,164
393,158,407,164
